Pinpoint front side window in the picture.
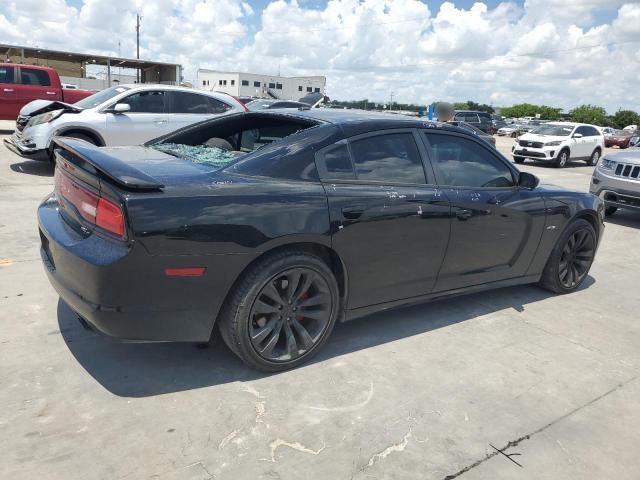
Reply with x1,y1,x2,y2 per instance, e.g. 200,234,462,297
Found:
425,133,514,188
0,66,15,84
314,87,320,93
254,81,261,87
350,133,425,184
20,68,51,86
242,80,249,86
123,90,165,113
170,92,230,114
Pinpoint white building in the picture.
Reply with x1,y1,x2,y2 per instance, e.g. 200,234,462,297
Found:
197,69,326,101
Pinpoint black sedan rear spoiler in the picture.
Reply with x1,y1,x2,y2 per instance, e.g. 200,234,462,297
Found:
53,137,164,190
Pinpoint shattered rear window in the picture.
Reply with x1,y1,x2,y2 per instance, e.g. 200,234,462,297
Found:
152,143,238,169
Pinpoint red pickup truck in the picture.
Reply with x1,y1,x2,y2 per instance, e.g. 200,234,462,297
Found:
0,63,94,120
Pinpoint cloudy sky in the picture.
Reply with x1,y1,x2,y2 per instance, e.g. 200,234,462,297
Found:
1,0,639,111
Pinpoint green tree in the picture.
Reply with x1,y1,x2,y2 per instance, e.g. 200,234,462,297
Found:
499,103,562,120
610,110,640,129
569,104,608,126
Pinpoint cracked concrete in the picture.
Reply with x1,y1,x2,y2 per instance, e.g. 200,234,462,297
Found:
1,134,640,479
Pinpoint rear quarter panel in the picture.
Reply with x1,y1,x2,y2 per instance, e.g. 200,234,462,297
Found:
126,178,332,256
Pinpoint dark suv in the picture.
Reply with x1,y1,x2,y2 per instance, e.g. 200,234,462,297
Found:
453,111,493,134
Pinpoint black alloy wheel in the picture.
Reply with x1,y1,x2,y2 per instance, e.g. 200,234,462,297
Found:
218,250,339,371
538,219,596,293
249,268,332,362
558,229,595,289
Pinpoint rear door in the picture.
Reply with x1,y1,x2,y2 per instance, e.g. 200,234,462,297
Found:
422,131,546,292
104,89,170,145
167,91,233,131
573,126,591,158
0,65,20,119
317,130,451,309
17,66,62,105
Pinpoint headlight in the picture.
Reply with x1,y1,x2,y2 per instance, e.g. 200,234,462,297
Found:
544,140,562,146
598,158,615,170
27,109,64,127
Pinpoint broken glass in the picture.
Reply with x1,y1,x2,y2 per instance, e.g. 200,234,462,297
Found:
152,143,238,169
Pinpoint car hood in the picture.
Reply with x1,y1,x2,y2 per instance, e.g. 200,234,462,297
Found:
603,149,640,165
518,133,566,142
19,99,82,117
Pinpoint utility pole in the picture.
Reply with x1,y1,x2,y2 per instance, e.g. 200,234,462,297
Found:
389,91,394,109
136,14,141,83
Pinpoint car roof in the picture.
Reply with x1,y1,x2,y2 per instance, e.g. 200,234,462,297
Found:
253,108,466,137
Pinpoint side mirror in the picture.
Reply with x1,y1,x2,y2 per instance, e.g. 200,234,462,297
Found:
518,171,539,190
572,133,583,138
112,103,131,113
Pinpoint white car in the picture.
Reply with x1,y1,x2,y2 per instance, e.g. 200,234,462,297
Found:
4,84,246,161
497,124,521,137
511,122,604,168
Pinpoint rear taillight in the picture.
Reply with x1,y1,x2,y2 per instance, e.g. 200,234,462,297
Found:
55,169,125,238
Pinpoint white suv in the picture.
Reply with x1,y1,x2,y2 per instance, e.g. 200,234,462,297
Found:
511,122,604,168
5,84,245,161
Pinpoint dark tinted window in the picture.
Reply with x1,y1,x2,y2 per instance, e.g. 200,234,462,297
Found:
20,68,51,86
585,126,600,136
124,90,166,113
478,112,492,120
0,66,15,84
425,133,514,188
170,92,230,114
321,144,355,179
462,113,479,123
241,80,249,86
268,82,276,89
575,126,589,136
254,81,260,87
350,133,425,184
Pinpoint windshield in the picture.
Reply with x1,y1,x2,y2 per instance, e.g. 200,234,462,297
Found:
531,124,574,136
74,86,130,109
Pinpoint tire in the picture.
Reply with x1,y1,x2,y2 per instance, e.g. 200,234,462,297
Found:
605,206,618,217
538,219,597,294
513,156,525,164
218,250,340,372
586,148,601,166
555,148,570,168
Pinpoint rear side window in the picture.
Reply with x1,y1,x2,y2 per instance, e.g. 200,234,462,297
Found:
170,91,231,114
20,68,51,86
0,66,15,84
124,91,166,113
425,133,514,188
322,144,355,180
462,113,479,123
350,133,425,184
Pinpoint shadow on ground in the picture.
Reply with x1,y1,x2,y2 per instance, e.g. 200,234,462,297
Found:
605,210,640,229
57,277,594,398
10,161,54,177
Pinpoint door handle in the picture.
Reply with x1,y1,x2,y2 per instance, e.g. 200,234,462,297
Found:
154,118,168,124
45,91,56,95
3,88,14,92
341,205,365,219
456,208,473,221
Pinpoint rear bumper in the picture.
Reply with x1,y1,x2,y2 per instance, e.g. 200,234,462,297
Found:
38,194,229,342
4,135,50,161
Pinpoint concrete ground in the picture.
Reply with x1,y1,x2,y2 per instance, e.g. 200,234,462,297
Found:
1,131,639,480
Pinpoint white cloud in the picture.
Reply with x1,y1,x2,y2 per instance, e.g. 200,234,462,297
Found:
0,0,638,111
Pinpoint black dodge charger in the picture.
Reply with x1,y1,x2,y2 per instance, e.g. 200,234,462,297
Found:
38,109,604,371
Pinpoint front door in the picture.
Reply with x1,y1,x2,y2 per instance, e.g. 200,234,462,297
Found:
422,131,546,292
167,91,233,131
104,90,170,145
317,131,451,309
